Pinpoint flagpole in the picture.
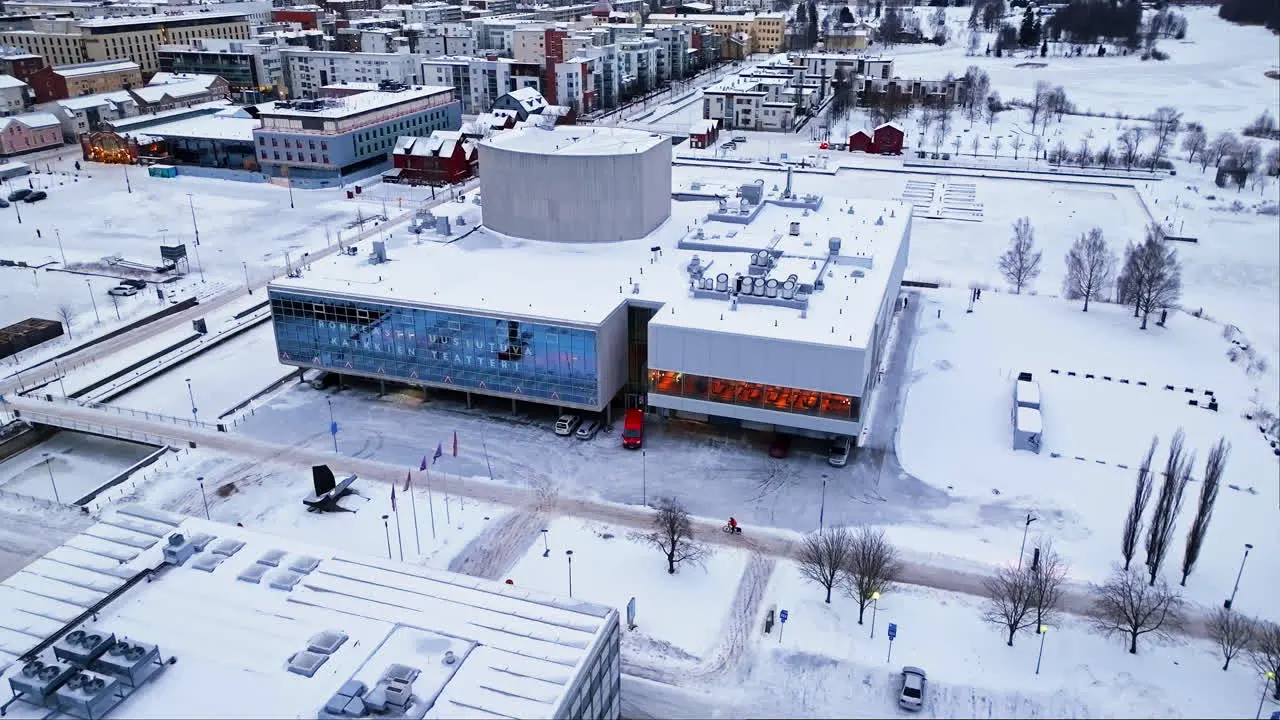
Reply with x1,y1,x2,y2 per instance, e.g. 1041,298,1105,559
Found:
409,476,422,554
394,502,404,561
444,472,453,525
425,469,437,539
481,427,494,482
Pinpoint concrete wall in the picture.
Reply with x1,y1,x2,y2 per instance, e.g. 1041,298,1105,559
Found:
647,324,867,398
478,136,672,242
594,301,630,408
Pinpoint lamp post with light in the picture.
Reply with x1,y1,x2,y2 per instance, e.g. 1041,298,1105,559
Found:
869,591,881,638
1035,625,1049,675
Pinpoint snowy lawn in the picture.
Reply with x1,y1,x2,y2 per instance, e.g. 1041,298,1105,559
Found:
896,288,1279,619
122,448,498,571
506,516,748,659
0,431,156,504
734,559,1274,718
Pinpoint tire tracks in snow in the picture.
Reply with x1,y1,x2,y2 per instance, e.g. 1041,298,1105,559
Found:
446,510,546,581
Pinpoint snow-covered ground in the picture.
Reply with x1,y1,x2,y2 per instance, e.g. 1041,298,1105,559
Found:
897,288,1278,621
0,431,156,504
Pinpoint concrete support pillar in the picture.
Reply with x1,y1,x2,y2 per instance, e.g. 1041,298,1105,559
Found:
512,398,517,414
466,392,472,409
379,379,385,396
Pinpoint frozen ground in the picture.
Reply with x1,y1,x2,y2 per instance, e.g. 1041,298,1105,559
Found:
0,493,92,581
897,288,1279,621
506,516,749,660
0,431,155,504
108,322,293,419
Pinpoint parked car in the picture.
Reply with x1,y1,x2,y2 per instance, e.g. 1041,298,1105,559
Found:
7,188,31,202
732,134,747,143
621,408,644,449
23,190,47,203
575,417,601,440
107,285,137,297
120,278,147,289
554,414,581,437
827,437,852,467
768,434,791,459
898,666,927,711
303,369,336,390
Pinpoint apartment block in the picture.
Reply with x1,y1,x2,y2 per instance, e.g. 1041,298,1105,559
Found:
280,48,419,97
158,37,283,95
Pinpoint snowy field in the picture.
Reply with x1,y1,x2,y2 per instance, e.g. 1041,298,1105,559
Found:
897,288,1278,620
0,431,156,504
108,322,293,419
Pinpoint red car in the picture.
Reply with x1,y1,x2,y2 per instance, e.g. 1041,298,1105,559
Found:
622,408,644,449
769,434,791,458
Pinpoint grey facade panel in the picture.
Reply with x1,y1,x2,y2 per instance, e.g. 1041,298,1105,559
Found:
646,323,867,397
594,301,630,408
478,136,672,242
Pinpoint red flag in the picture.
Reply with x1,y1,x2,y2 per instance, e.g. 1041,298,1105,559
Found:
390,485,397,512
452,430,458,457
403,471,412,492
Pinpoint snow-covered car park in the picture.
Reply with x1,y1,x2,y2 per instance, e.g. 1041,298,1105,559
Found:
1,6,1279,718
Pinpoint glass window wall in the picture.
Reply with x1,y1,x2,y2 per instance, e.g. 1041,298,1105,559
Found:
271,291,600,407
648,369,860,422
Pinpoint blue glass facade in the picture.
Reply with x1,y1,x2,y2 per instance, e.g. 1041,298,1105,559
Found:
270,290,601,407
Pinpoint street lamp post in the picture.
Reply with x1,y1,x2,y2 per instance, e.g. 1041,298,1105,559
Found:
1226,543,1255,610
870,591,880,638
243,261,252,295
541,528,550,557
1018,513,1037,571
185,377,198,424
191,239,205,283
13,196,21,223
197,476,210,520
187,194,200,246
1035,625,1048,675
819,474,828,532
55,229,67,266
566,549,574,598
1258,671,1275,720
85,279,100,324
52,360,67,397
124,164,132,194
42,453,61,504
381,515,392,559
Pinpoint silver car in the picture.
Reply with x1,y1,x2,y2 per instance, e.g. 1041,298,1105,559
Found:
828,437,852,467
575,417,601,440
554,414,581,436
898,666,927,711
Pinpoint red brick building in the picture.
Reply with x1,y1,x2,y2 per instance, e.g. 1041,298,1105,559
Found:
0,53,46,85
847,129,873,153
688,118,720,149
271,7,325,29
386,131,476,186
872,122,904,155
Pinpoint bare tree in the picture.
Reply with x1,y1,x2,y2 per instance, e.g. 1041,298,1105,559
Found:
951,135,963,157
1115,242,1142,316
1063,227,1116,311
992,135,1003,158
1031,134,1044,161
1121,437,1158,571
1051,139,1070,164
998,217,1041,294
1010,134,1024,160
1096,143,1114,169
1077,137,1092,167
1206,131,1238,171
1148,106,1182,169
1091,566,1184,654
1181,438,1229,586
644,497,710,574
932,123,948,156
982,564,1038,646
1132,225,1182,330
798,526,854,603
1145,428,1192,585
846,526,903,624
970,132,982,157
1028,80,1051,132
917,105,935,140
1210,607,1256,671
984,98,998,130
56,304,75,340
1118,126,1145,170
1029,539,1068,633
1254,622,1280,700
1181,126,1206,163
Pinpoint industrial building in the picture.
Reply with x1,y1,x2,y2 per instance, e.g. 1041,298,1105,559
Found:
267,124,909,442
0,505,621,719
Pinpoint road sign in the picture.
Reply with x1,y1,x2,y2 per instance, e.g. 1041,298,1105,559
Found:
626,597,636,629
887,623,897,640
779,609,788,623
330,421,338,436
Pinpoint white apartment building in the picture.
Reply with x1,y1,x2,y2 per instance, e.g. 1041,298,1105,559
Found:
280,48,419,97
617,36,659,91
796,52,893,92
416,24,476,57
360,28,407,54
702,75,802,131
0,75,31,116
53,90,137,138
382,2,464,24
420,55,541,113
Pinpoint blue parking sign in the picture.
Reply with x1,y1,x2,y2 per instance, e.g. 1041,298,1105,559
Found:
779,609,788,623
887,623,897,640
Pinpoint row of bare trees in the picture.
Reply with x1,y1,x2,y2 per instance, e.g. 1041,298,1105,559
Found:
797,526,903,621
1213,612,1280,700
983,540,1069,646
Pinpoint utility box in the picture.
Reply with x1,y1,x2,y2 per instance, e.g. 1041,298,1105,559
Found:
192,318,207,334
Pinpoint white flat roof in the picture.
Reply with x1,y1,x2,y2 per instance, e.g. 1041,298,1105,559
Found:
0,75,27,88
0,506,615,719
270,182,909,349
77,11,249,27
53,60,139,77
258,86,454,119
481,125,666,157
1016,406,1042,433
131,113,258,142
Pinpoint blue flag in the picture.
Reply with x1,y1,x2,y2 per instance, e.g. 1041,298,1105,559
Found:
432,443,443,463
419,455,427,472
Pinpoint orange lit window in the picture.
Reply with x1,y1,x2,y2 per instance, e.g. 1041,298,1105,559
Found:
647,368,661,387
710,379,737,402
793,392,820,414
819,394,852,418
682,373,709,399
653,370,681,394
735,382,763,406
764,385,795,410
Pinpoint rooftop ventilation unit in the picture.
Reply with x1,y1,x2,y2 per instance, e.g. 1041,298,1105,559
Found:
54,669,120,719
287,651,328,678
53,628,116,666
189,552,224,573
237,563,269,584
381,664,420,685
93,638,161,688
828,237,841,255
307,630,349,655
789,221,800,236
9,655,76,704
162,533,196,566
267,569,303,591
288,555,321,574
209,537,245,558
715,273,729,292
257,549,287,567
370,240,387,264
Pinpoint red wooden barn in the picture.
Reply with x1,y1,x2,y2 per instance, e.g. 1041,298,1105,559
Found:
847,129,873,153
385,131,476,186
872,122,905,155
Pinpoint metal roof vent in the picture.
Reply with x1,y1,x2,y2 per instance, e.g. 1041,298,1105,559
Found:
288,555,321,574
257,549,287,567
828,237,841,255
287,651,328,678
307,630,349,655
267,569,303,591
237,564,269,584
209,538,245,557
443,651,456,666
189,552,225,573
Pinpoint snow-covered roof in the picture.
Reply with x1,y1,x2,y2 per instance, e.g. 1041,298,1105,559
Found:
849,128,872,138
1016,379,1041,406
482,125,666,157
146,71,222,88
52,60,140,77
875,121,904,133
1016,406,1043,433
258,86,453,119
129,79,220,103
0,506,617,718
125,113,258,142
0,111,59,130
502,86,547,113
690,118,718,134
0,74,28,89
270,182,910,348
